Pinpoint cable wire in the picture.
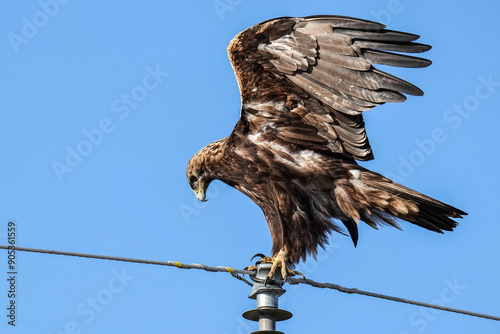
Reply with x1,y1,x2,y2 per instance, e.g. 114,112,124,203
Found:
286,277,500,321
0,245,253,286
1,245,498,321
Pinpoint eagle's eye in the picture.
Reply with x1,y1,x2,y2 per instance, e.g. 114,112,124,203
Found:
189,175,198,187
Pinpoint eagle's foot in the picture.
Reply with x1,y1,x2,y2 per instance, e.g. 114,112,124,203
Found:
251,250,304,284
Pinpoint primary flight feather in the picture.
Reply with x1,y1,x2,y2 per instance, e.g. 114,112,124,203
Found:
186,15,466,266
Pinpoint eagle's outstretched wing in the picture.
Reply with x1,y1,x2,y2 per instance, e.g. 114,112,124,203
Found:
228,15,431,160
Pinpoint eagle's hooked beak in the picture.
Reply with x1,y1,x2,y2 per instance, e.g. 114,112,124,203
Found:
195,182,207,202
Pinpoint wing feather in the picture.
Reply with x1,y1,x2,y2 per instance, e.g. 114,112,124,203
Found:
334,28,421,42
362,49,432,68
353,40,432,53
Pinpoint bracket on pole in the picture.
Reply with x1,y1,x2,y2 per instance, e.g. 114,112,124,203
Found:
242,263,292,334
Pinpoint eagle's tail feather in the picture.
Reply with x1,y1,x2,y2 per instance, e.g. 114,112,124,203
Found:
333,168,466,244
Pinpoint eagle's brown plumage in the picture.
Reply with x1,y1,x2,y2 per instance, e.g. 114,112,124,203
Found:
186,15,466,264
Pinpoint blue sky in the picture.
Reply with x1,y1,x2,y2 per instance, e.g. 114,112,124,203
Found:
1,0,499,333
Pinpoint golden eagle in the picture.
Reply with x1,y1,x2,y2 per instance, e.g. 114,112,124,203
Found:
186,15,466,278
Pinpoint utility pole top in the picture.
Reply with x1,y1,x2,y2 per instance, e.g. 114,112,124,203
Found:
242,263,293,334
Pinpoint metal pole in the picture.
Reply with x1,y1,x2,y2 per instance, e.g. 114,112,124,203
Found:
242,263,292,334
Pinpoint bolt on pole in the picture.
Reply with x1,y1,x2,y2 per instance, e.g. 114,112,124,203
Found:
242,262,292,334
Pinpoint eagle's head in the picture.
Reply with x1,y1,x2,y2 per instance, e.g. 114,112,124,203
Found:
186,139,226,202
186,154,211,202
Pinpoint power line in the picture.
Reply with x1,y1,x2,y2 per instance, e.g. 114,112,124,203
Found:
286,277,500,321
1,245,499,322
0,245,253,286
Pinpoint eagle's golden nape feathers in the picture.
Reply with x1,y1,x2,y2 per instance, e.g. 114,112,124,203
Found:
186,15,467,265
